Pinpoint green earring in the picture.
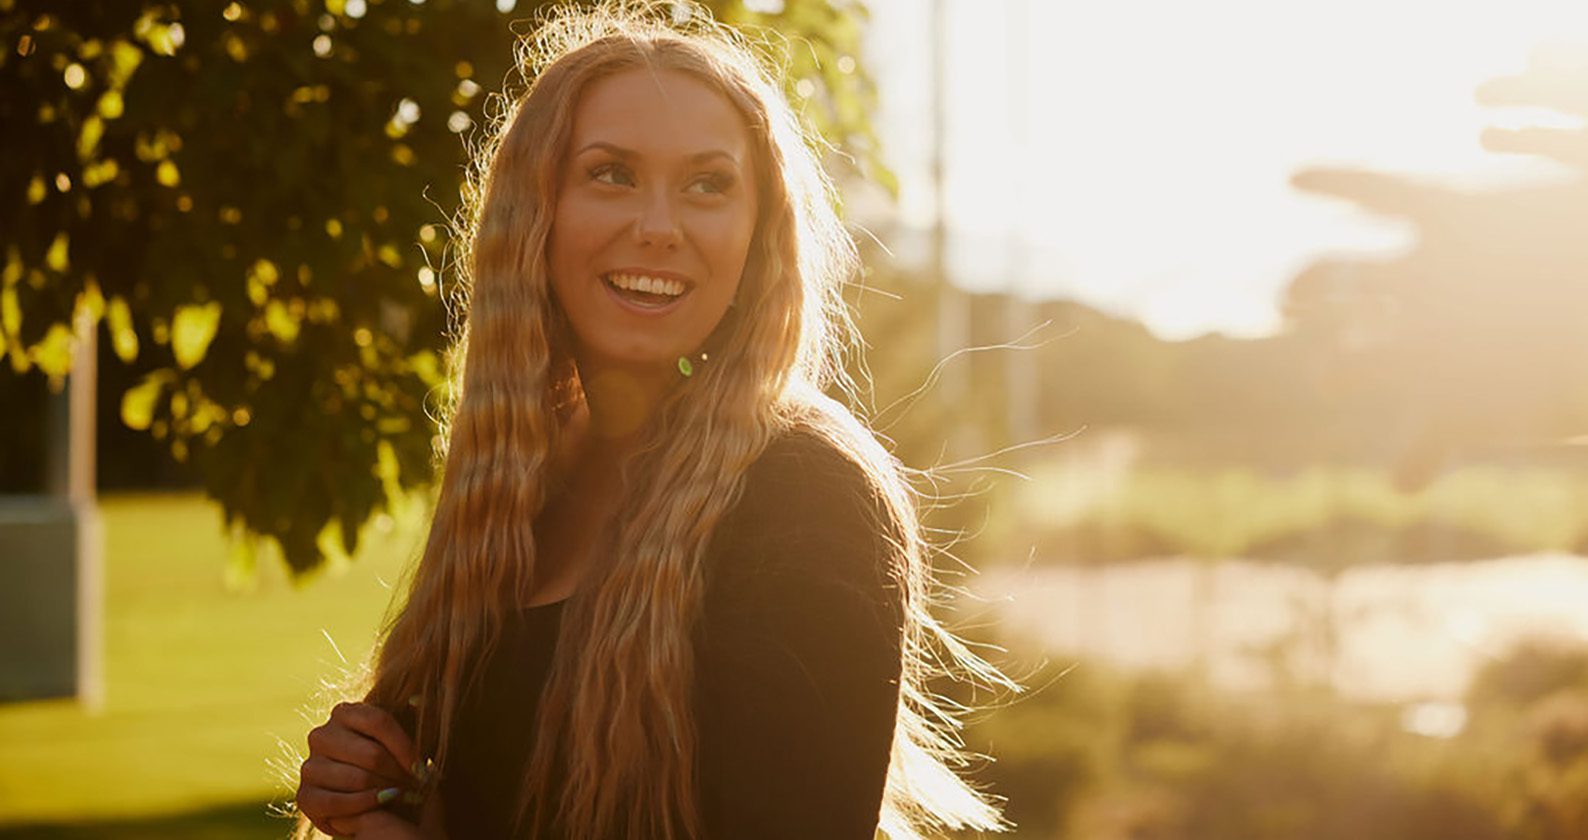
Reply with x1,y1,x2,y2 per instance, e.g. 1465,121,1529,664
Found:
677,352,709,378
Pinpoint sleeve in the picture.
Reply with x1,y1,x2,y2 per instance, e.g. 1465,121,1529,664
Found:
693,434,907,840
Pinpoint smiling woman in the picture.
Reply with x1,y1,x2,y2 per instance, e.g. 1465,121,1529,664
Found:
289,2,1014,839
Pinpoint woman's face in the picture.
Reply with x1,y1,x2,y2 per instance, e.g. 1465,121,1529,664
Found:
548,66,759,374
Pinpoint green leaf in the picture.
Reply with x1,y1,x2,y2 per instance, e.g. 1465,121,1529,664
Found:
96,90,124,120
45,233,69,273
155,159,180,188
105,39,143,88
120,369,173,430
1,285,19,341
264,299,301,345
408,350,442,385
31,323,76,378
78,115,104,161
2,247,21,287
171,302,221,368
106,296,139,362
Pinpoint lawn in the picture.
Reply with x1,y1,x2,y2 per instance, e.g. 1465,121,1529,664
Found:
0,492,424,837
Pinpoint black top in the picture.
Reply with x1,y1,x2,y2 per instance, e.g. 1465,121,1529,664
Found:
439,428,907,839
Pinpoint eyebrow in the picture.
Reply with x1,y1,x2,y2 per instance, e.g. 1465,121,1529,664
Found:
574,141,740,166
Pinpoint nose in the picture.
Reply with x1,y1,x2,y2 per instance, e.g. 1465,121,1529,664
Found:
634,190,681,250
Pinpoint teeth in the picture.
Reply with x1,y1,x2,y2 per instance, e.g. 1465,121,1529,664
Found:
608,273,686,297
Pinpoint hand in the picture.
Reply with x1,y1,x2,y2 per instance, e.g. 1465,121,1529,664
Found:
297,701,425,837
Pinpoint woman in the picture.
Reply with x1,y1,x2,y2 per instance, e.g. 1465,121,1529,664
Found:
293,3,1011,838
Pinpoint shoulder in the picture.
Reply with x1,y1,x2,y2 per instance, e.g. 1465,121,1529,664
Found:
724,427,891,547
698,424,909,664
694,422,913,666
740,426,875,505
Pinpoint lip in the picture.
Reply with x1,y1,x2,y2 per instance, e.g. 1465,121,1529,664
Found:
600,268,695,317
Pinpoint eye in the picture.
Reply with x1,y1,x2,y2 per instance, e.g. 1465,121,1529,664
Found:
589,163,635,187
686,171,736,195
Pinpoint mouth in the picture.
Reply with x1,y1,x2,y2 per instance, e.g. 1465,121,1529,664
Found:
601,270,693,311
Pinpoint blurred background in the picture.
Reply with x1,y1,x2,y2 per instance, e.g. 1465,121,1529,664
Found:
3,0,1587,837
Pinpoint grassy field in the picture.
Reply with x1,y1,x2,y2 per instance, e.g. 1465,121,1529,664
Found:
0,493,424,837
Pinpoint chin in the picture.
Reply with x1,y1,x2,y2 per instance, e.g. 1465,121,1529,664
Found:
592,343,692,371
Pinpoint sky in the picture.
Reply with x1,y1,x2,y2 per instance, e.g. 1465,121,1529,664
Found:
856,0,1588,340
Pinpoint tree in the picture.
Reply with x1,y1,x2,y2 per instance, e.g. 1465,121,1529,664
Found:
1281,42,1588,487
1,0,882,573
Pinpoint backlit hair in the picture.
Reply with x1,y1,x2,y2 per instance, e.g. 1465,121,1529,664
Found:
297,2,1014,838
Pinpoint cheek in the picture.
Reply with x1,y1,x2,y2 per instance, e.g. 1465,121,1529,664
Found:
550,196,612,269
700,207,758,280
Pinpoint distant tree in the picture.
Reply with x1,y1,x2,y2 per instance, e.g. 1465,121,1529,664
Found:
0,0,881,573
1281,42,1588,486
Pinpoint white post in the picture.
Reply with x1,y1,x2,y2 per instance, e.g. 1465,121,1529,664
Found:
69,307,104,711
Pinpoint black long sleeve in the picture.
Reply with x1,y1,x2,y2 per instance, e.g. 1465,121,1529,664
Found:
694,431,907,839
440,429,906,839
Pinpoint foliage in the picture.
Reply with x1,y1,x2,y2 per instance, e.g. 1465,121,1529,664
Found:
1280,43,1588,484
0,0,880,573
961,635,1588,840
973,459,1588,568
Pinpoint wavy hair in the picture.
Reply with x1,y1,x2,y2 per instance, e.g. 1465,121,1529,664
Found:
297,2,1015,838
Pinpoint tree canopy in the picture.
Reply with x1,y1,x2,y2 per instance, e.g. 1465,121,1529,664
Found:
1,0,880,574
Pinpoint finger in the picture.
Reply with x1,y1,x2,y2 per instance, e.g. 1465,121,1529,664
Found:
296,785,389,821
331,702,423,779
308,718,413,786
301,754,392,794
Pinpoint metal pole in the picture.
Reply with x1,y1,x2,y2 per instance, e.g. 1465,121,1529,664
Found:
1004,0,1038,449
46,308,104,710
932,0,969,455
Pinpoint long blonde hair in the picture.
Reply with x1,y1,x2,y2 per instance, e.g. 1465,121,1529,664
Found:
312,3,1015,838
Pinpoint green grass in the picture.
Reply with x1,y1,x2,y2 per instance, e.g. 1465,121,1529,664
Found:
0,492,424,835
0,802,283,839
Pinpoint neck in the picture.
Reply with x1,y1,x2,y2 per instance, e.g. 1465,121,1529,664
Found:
574,358,676,456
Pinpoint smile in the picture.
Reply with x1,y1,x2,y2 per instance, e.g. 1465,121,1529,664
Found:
601,271,693,313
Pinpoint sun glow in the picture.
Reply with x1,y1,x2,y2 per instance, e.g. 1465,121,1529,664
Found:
862,0,1588,340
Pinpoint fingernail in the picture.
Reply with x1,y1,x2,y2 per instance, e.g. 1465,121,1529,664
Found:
377,787,401,805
